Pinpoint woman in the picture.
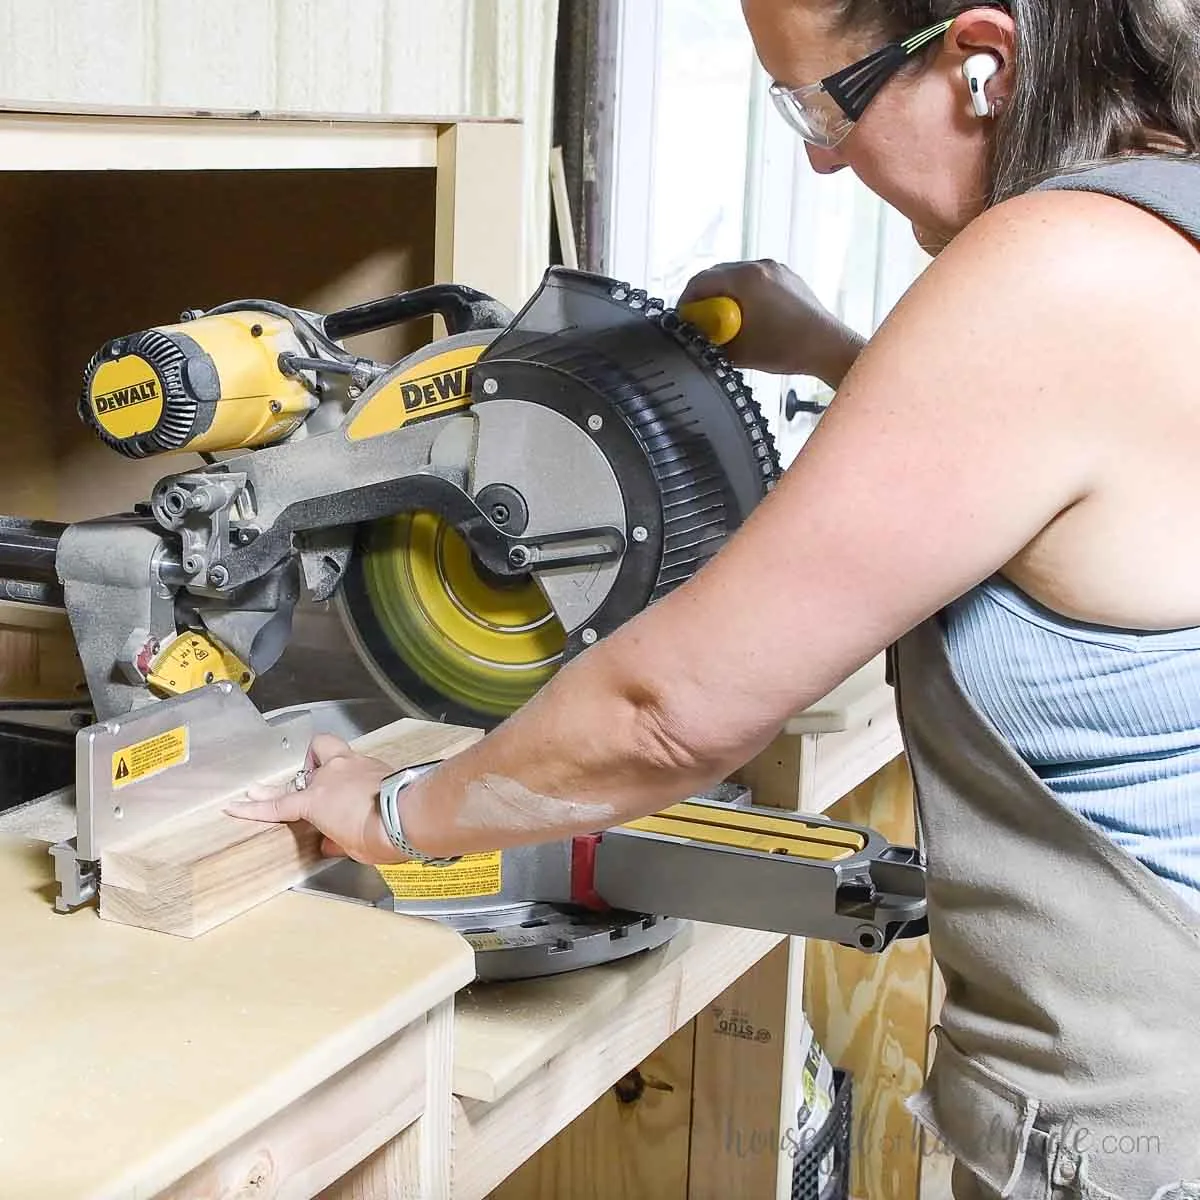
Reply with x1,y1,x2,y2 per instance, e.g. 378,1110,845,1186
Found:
234,3,1200,1196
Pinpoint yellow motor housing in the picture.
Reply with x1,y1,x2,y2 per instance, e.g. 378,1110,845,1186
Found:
79,311,315,458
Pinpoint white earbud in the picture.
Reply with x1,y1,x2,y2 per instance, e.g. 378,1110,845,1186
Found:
962,52,1002,118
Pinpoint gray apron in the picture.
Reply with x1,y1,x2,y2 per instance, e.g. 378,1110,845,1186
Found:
888,155,1200,1200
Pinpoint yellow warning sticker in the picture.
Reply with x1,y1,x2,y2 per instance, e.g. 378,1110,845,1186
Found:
112,725,189,789
378,852,502,900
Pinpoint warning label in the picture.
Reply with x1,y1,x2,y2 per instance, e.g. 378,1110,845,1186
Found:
378,852,502,900
111,725,189,790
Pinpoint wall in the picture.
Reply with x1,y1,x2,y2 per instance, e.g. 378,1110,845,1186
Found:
0,175,56,517
0,0,559,298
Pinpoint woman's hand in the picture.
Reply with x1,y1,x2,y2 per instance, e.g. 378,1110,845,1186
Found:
679,259,864,388
226,733,403,864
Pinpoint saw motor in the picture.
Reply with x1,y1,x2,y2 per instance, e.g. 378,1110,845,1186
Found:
80,311,317,458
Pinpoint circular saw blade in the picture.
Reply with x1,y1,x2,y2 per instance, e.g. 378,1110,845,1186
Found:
337,267,782,730
338,509,566,726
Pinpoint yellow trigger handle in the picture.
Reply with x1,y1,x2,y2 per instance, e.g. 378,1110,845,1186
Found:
678,296,743,346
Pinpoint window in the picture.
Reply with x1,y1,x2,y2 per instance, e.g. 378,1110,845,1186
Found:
605,0,931,465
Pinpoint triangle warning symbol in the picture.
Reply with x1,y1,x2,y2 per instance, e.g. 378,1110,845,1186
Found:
115,757,130,780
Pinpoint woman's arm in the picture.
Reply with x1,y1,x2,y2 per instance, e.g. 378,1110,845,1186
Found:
678,259,867,388
233,187,1148,863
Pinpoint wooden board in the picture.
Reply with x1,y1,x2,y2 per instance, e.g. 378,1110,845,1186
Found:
0,832,474,1200
737,668,901,816
489,1021,696,1200
319,998,457,1200
687,940,793,1200
693,692,910,1200
801,757,934,1200
99,718,483,938
451,923,782,1200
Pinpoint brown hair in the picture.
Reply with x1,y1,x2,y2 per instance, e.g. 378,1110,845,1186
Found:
834,0,1200,203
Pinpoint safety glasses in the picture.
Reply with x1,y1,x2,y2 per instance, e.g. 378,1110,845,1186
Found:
769,18,953,149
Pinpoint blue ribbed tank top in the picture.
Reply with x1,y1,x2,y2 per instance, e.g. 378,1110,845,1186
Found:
939,158,1200,913
943,576,1200,912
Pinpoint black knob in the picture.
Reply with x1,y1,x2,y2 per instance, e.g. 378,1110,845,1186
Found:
785,388,830,421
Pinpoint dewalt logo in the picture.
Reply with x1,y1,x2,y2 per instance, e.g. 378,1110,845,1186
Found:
401,366,474,413
346,343,484,442
94,378,159,415
88,353,166,440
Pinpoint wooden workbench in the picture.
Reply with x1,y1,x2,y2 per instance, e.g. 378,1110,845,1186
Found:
0,658,923,1200
0,831,474,1200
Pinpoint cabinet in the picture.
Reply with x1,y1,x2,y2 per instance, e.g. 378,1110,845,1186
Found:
0,106,524,706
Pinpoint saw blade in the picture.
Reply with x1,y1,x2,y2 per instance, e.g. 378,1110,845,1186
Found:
349,510,566,721
338,267,781,729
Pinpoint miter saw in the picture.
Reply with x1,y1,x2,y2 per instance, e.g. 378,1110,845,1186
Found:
0,266,926,979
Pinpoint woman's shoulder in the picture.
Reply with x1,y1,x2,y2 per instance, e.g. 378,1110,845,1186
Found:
946,157,1200,281
896,159,1200,355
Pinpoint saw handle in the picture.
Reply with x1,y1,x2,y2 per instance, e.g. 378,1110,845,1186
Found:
323,284,515,341
678,296,743,347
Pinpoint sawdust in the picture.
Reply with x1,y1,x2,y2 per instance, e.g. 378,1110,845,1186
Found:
457,774,617,835
0,790,75,842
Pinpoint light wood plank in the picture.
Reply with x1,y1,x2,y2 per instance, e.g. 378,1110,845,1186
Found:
688,940,792,1200
451,923,781,1200
918,966,953,1199
454,924,694,1104
1,833,473,1200
489,1021,696,1200
783,656,890,734
99,718,482,938
420,995,457,1200
735,669,901,815
774,935,811,1200
724,700,913,1200
0,112,438,172
435,121,526,313
322,997,456,1200
801,757,932,1200
160,1017,429,1200
318,1123,422,1200
797,694,904,815
99,804,326,938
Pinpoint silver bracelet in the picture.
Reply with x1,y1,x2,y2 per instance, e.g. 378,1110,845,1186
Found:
378,760,462,866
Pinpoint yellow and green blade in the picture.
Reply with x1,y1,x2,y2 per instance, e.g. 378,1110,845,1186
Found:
346,510,565,724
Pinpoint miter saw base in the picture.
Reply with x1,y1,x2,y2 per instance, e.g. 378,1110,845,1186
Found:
48,688,689,981
297,857,684,982
51,687,926,980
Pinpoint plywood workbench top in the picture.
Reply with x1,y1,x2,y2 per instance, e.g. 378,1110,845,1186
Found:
0,833,475,1200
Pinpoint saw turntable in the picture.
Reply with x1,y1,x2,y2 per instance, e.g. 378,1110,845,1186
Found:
0,266,926,979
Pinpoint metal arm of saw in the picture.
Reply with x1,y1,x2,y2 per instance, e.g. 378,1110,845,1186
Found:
573,797,927,953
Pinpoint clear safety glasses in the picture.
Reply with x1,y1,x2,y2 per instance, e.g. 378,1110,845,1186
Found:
768,18,953,149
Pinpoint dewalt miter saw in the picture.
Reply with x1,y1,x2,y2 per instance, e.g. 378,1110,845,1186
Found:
0,266,926,978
